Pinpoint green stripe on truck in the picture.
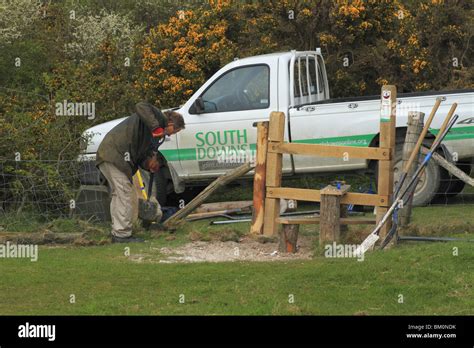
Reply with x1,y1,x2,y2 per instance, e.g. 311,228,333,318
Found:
293,133,376,147
160,126,473,162
431,125,474,141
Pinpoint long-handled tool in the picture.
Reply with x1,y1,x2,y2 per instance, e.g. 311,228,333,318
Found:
136,170,149,200
392,98,442,199
380,103,458,249
400,103,458,202
358,110,459,254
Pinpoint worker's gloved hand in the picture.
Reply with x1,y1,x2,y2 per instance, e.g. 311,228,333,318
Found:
151,127,165,138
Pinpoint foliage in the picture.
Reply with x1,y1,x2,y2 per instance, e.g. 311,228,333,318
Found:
139,3,238,108
0,0,43,44
65,8,143,59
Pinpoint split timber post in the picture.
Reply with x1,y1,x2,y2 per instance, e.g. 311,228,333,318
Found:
262,111,285,236
376,85,397,246
250,121,269,235
251,85,396,251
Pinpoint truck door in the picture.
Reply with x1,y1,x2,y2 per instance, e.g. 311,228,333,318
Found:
177,60,290,179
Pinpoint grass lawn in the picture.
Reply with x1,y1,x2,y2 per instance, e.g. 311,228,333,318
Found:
0,204,473,315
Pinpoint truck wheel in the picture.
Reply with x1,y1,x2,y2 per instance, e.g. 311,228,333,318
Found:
393,143,441,206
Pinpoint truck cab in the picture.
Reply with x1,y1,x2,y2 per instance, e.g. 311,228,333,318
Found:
172,50,329,180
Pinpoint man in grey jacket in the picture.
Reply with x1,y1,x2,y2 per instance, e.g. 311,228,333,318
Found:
96,102,185,243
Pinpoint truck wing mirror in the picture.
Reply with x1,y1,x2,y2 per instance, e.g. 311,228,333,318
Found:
193,97,205,114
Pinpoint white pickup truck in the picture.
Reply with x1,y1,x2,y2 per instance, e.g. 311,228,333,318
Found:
80,50,474,206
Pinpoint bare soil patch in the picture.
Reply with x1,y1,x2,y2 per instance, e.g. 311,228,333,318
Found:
156,235,314,263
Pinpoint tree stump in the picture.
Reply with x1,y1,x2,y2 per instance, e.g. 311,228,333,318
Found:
279,224,299,253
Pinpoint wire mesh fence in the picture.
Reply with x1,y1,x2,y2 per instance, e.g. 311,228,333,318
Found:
0,157,472,223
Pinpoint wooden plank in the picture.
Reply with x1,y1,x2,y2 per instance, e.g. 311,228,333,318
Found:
164,163,254,228
421,147,474,187
266,187,389,206
250,121,269,234
376,85,396,245
268,143,390,160
263,112,286,236
263,197,280,236
276,216,376,225
265,143,282,188
195,200,253,213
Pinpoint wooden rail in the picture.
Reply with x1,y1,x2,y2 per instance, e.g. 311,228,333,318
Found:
268,143,391,160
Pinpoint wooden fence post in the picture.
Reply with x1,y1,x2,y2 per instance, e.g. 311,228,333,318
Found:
376,85,396,245
263,112,285,236
399,111,425,226
250,121,269,234
320,184,350,244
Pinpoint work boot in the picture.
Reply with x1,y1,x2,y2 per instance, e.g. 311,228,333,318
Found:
111,235,145,243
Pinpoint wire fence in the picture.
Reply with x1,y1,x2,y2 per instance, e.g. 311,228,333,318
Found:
0,157,473,223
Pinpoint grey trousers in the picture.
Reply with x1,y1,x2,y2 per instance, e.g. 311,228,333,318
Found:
98,162,136,238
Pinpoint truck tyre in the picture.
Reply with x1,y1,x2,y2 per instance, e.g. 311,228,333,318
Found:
393,142,441,206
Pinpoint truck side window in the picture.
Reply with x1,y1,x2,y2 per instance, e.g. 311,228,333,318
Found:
292,57,325,102
198,64,270,113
